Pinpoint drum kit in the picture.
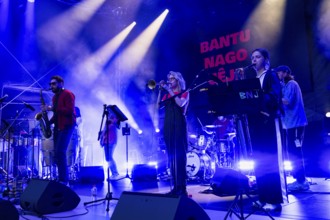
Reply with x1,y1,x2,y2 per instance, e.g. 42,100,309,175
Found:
0,121,81,182
186,127,236,181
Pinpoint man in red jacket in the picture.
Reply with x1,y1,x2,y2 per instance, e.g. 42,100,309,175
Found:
42,75,76,185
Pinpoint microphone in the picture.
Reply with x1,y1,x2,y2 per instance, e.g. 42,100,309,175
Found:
0,94,8,103
22,101,35,111
242,63,256,70
195,69,205,78
235,63,256,71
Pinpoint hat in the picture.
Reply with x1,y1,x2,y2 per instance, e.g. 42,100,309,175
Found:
274,65,292,75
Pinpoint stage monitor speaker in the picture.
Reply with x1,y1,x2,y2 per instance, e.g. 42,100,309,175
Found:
131,164,157,182
0,199,19,220
210,168,249,196
111,191,210,220
78,166,104,183
20,179,80,214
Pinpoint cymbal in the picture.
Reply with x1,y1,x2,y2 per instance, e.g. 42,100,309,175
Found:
188,133,197,139
204,125,222,128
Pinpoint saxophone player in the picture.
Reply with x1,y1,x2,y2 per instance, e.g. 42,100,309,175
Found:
41,75,76,186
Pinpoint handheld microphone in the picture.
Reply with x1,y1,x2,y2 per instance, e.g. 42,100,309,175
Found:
235,63,256,71
242,63,256,70
22,101,35,111
0,94,8,103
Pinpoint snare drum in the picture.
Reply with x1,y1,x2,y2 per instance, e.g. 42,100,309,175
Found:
186,151,215,180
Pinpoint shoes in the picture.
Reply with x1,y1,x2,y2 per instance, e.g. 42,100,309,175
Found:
59,181,70,187
263,203,282,212
252,200,265,209
165,189,188,197
287,180,310,192
108,174,122,181
252,200,281,212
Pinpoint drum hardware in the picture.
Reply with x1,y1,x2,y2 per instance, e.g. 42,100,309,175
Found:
197,135,205,148
206,133,236,169
0,108,30,199
204,124,223,128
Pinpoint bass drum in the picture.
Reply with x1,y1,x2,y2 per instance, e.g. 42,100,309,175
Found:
186,151,215,180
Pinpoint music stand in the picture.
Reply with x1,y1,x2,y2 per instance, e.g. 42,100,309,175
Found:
207,79,274,219
207,78,263,116
103,105,130,181
84,104,127,211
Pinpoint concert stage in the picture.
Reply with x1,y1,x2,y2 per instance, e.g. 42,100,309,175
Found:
5,175,330,220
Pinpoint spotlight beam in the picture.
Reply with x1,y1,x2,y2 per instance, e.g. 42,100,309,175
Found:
73,22,136,85
117,9,169,75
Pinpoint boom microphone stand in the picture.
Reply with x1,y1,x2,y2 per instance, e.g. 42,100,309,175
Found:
84,104,118,212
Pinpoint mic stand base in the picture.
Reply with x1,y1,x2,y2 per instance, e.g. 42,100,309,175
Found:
83,192,119,212
115,131,132,182
83,168,118,212
224,189,274,220
114,173,132,181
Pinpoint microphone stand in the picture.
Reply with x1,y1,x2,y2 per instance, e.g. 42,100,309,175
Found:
116,123,132,181
84,104,118,212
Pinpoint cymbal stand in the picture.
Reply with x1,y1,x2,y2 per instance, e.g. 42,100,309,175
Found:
84,104,118,211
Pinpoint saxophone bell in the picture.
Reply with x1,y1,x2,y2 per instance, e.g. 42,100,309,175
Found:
35,112,43,120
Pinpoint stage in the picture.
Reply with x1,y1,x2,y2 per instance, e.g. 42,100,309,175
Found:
7,175,330,220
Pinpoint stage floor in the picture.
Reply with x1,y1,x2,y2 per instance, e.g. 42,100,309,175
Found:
13,175,330,220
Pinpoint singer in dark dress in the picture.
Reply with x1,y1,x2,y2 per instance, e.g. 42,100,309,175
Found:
158,71,189,196
244,48,286,211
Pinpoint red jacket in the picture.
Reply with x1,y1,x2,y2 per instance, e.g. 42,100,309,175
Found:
51,89,76,130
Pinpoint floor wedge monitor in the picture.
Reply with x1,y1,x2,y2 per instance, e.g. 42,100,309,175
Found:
20,179,80,214
111,191,210,220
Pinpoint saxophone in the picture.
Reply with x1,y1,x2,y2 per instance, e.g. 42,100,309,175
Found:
35,89,52,139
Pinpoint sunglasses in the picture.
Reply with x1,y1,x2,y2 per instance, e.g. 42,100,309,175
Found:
49,82,57,86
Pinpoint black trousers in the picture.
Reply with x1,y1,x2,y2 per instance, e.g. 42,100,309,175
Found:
249,114,285,204
284,126,306,183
